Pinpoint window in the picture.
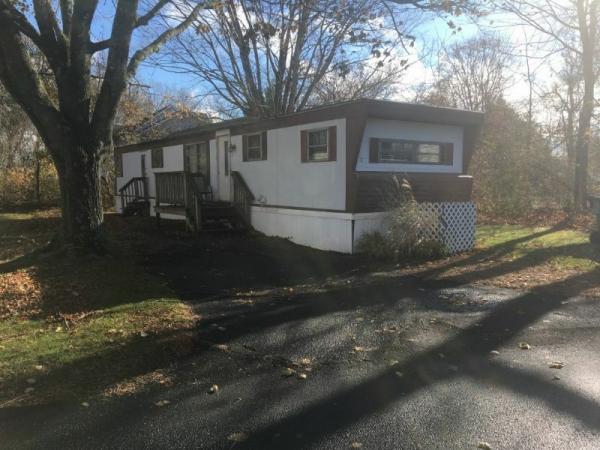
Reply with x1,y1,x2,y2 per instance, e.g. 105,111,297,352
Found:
151,147,163,168
115,153,123,177
308,129,328,161
370,138,453,165
184,142,210,182
301,126,337,162
243,131,267,161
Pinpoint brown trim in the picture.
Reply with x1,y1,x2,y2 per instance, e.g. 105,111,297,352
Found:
328,126,337,161
369,138,379,163
300,129,308,162
261,130,268,160
354,172,474,211
242,134,248,161
229,99,483,137
345,112,368,212
116,99,483,157
116,130,217,154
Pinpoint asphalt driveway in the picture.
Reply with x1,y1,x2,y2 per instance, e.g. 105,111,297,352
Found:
2,232,600,449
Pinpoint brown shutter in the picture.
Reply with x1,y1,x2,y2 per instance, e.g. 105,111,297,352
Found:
242,135,248,162
328,126,337,161
441,143,454,165
300,130,308,162
261,130,268,160
369,138,380,163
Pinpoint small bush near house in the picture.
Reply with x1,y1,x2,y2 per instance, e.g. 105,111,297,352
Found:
357,200,447,261
356,231,394,260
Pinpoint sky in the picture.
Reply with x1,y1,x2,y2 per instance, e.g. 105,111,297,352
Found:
121,3,559,119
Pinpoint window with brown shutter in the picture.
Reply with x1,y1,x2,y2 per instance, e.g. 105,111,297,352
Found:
301,126,337,162
242,132,267,161
369,138,453,166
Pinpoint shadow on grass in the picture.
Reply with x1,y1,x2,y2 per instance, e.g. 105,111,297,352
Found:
2,213,600,447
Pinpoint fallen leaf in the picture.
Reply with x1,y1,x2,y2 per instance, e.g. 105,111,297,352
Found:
213,344,229,352
518,342,531,350
55,326,63,332
281,368,295,377
208,384,219,394
350,443,363,449
228,432,248,443
478,442,492,450
353,346,365,352
549,362,564,369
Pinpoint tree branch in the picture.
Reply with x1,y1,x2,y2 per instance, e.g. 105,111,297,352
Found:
127,3,204,76
135,0,171,28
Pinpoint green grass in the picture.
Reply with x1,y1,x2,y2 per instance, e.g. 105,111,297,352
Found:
476,225,598,271
0,210,197,405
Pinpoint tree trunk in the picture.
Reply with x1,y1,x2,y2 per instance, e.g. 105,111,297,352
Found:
53,141,104,251
573,0,597,212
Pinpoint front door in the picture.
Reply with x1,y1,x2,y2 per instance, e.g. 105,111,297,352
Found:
216,135,231,201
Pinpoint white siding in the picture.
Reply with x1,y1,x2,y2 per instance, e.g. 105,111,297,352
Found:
251,206,354,253
115,144,184,214
356,119,464,174
230,118,347,210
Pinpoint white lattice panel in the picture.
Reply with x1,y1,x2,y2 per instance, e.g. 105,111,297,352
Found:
417,202,476,254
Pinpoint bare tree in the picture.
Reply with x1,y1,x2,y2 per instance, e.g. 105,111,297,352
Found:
310,63,403,105
160,0,441,117
430,34,513,111
0,0,204,250
493,0,599,211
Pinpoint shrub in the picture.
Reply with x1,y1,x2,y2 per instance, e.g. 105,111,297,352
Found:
355,231,395,260
357,200,447,261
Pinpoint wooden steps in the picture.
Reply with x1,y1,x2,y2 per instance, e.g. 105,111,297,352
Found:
156,201,247,232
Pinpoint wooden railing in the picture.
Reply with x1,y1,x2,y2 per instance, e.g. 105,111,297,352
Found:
155,171,185,206
185,172,205,231
232,171,255,226
118,177,147,212
155,171,213,232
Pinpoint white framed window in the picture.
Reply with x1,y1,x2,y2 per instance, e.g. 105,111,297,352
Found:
243,131,267,161
307,128,329,161
246,133,262,160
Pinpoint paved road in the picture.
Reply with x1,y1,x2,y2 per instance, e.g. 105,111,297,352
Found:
2,274,600,449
